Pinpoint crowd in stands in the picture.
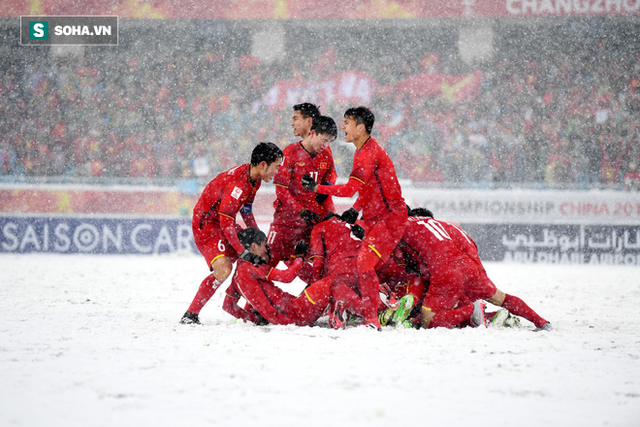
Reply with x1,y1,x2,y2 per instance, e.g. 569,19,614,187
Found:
1,25,639,190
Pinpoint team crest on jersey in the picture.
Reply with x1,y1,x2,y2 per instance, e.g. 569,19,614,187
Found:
231,186,243,200
319,162,327,169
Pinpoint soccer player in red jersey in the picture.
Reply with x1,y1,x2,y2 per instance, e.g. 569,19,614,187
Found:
180,142,283,325
408,208,552,330
302,106,407,328
268,107,338,267
224,228,332,326
307,214,382,328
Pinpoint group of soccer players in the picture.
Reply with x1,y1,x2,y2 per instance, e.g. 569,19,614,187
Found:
180,103,552,331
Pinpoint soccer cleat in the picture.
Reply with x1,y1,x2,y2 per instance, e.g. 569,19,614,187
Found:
504,313,522,328
400,318,420,329
379,283,399,309
329,301,346,330
470,300,488,328
362,316,382,331
535,322,553,332
180,311,201,325
379,309,394,327
391,295,415,325
489,308,510,328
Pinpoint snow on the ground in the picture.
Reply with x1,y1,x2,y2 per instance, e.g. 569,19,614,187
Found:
1,253,639,427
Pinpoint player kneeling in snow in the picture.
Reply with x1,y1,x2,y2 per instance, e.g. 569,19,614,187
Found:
408,208,552,331
222,228,332,326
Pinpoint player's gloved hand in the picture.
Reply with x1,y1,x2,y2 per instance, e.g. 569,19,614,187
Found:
239,249,267,267
300,209,321,226
351,224,365,240
315,193,330,205
253,311,270,326
293,240,310,258
301,174,318,191
340,207,359,224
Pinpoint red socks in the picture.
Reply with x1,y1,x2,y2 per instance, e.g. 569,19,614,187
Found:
187,274,222,314
502,294,548,328
429,304,474,328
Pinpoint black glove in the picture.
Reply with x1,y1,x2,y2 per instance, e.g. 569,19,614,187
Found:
252,311,270,326
340,207,359,224
315,193,330,205
239,249,267,267
293,240,310,258
301,174,318,191
300,209,321,226
351,224,365,240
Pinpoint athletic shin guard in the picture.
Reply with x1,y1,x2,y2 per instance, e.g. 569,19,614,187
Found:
502,294,548,328
187,274,222,314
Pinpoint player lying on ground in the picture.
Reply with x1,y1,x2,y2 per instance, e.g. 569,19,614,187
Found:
222,228,333,326
302,106,407,329
180,142,283,325
408,208,552,330
268,111,338,272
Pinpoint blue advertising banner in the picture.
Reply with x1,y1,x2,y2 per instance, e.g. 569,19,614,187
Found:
462,223,640,266
0,216,196,255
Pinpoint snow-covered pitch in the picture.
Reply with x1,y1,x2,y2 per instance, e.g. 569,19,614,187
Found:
1,253,638,426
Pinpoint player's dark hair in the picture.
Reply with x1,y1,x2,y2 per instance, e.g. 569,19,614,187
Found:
409,207,434,218
310,115,337,139
293,103,320,120
344,106,375,134
251,142,283,166
237,228,267,250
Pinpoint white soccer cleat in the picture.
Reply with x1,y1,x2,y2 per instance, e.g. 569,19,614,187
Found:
470,300,488,328
490,309,509,328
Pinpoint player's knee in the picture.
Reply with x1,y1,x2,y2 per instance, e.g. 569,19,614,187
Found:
487,289,506,306
212,257,233,282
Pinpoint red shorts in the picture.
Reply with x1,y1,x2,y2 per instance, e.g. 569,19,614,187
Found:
362,215,407,264
422,259,480,313
463,269,497,302
266,223,313,264
192,224,241,270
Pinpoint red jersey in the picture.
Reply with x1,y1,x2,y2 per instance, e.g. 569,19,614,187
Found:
440,221,483,269
192,164,260,254
308,216,362,278
272,142,336,226
401,216,467,279
232,258,303,325
317,137,404,222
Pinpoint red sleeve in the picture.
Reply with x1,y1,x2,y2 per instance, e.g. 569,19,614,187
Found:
308,227,326,282
316,177,363,198
222,283,258,323
240,211,258,229
349,146,376,185
267,258,302,283
275,184,304,214
220,214,246,254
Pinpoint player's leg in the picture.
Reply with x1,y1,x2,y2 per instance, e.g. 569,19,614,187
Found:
181,230,236,324
181,256,233,324
289,276,333,326
357,218,407,327
421,270,471,329
487,289,550,329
